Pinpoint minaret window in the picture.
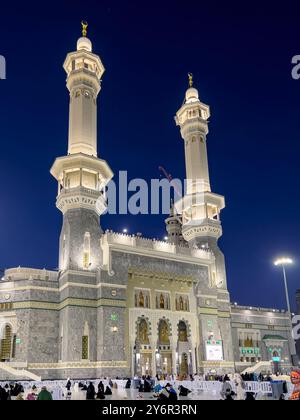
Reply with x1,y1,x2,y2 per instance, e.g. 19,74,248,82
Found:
83,232,91,270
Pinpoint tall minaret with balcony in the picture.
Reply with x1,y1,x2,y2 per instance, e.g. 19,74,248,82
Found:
51,23,113,272
175,74,227,289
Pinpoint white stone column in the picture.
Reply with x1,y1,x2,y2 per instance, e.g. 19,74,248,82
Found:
151,339,157,377
191,345,196,374
171,337,177,376
131,343,135,377
172,349,177,376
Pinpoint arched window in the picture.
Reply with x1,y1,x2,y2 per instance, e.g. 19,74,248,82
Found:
178,321,188,342
1,325,12,361
139,291,145,308
158,320,170,345
138,319,149,344
179,296,184,311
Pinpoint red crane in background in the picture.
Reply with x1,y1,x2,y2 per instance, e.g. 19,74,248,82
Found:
158,166,182,201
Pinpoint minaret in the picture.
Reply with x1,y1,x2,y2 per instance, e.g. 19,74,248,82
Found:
51,22,113,272
175,74,226,288
165,200,185,246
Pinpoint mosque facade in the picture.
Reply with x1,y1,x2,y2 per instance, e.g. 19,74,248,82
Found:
0,28,295,380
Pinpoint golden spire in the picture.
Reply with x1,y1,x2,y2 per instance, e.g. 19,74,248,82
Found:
188,72,193,88
81,21,88,37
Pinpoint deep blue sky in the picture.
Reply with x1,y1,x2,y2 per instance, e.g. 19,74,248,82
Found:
1,1,300,310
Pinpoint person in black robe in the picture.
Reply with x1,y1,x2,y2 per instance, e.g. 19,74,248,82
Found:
66,379,71,391
98,381,104,394
104,386,112,395
86,382,96,400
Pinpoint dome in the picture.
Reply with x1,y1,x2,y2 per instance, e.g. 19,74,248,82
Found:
77,37,92,52
185,87,199,103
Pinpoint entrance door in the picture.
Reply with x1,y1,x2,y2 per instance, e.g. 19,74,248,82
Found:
180,353,189,376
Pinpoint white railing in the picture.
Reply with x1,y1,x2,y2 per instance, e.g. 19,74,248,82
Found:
103,230,212,260
0,379,294,399
4,267,58,282
0,363,41,381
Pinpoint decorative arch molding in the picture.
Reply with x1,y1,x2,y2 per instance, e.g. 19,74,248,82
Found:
177,318,192,340
135,316,152,338
0,322,15,338
157,317,173,338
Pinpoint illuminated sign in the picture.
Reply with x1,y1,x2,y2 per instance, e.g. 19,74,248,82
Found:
206,341,223,361
110,313,118,321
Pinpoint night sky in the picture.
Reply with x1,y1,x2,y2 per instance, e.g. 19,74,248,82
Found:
1,1,300,310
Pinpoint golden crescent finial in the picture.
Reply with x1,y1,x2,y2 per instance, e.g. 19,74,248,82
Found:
81,21,88,37
188,73,193,88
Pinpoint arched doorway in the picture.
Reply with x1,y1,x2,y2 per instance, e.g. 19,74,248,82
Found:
157,320,172,375
272,350,281,374
180,352,189,376
1,325,13,362
135,319,152,376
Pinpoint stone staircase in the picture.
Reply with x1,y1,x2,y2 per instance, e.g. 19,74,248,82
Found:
241,361,272,375
0,363,41,381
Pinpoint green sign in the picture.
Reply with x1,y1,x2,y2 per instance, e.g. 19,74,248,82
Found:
110,314,118,322
16,338,21,345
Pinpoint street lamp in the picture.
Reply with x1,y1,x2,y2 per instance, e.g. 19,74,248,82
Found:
274,257,297,365
274,258,293,314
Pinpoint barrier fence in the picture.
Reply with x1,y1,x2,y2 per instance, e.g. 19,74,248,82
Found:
0,379,294,399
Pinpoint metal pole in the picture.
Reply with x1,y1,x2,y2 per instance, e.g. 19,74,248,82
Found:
282,265,291,314
282,264,296,362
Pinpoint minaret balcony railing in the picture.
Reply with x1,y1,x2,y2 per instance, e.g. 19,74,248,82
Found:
59,186,101,197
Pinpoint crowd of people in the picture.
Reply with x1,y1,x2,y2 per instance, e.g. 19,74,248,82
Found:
0,383,53,400
0,370,296,401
